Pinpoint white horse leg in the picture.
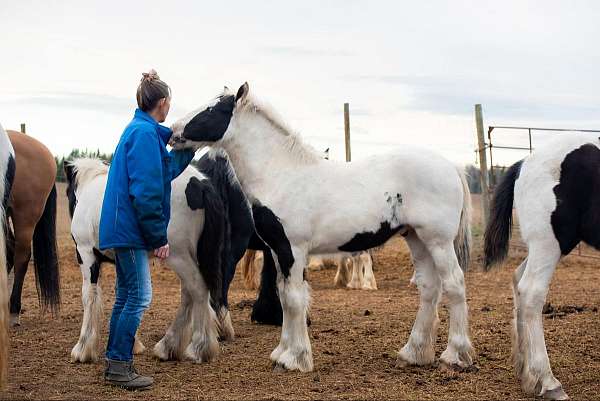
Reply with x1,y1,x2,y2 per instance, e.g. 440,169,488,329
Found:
425,237,473,368
133,334,146,355
512,258,527,380
360,252,377,290
307,255,324,271
154,283,192,361
516,242,566,399
71,250,103,363
217,306,235,342
333,256,350,287
397,233,440,366
271,247,313,372
346,256,362,289
184,274,219,364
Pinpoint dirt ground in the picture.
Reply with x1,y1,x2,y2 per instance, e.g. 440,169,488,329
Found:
2,185,599,400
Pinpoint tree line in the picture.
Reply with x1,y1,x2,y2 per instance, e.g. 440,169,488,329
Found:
55,149,113,182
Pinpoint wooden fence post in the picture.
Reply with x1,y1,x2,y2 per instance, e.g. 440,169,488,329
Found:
20,123,26,134
344,103,351,162
475,104,490,226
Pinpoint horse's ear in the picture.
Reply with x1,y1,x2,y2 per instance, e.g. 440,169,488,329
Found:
235,82,249,102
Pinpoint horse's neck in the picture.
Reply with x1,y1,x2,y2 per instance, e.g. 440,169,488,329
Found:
220,113,319,200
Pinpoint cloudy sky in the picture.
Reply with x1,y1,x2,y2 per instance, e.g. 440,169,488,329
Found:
2,0,600,165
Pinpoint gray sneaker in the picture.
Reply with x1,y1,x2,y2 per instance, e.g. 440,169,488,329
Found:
104,359,153,390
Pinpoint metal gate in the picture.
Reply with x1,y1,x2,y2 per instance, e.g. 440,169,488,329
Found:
481,122,600,259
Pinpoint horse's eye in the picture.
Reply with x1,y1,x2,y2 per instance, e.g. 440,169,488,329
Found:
206,107,213,112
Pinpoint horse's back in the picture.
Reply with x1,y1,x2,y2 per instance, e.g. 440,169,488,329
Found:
8,131,56,211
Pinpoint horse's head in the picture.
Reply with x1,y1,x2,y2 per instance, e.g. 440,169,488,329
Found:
170,83,250,148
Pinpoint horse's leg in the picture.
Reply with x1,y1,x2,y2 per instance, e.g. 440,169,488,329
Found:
516,242,566,399
397,232,440,366
154,276,192,361
346,256,362,289
71,247,103,363
251,249,283,326
271,246,312,372
333,256,350,287
8,222,34,327
184,268,219,363
511,258,527,382
360,252,377,290
422,233,474,369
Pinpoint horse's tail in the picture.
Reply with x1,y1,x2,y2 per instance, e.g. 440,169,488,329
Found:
186,177,226,310
454,166,472,272
484,160,524,270
32,184,60,314
0,200,8,388
239,250,259,290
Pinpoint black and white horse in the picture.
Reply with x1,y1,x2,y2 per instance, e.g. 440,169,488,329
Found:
0,123,16,387
66,151,254,364
484,133,600,400
171,83,473,372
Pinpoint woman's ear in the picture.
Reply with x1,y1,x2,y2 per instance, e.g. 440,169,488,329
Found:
235,82,249,103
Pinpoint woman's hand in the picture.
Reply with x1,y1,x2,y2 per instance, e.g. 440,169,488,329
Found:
154,244,170,259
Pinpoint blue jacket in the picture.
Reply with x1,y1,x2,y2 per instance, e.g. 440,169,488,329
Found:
99,109,195,250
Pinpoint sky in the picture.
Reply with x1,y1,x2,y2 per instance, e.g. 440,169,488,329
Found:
2,0,600,166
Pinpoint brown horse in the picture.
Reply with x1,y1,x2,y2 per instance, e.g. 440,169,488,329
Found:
0,124,16,388
6,131,60,326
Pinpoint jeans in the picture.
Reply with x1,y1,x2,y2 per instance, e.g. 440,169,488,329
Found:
106,248,152,361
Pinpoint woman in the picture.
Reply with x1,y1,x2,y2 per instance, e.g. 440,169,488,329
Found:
99,70,195,390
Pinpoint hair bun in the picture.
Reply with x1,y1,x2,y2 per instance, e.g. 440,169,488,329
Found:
141,69,160,82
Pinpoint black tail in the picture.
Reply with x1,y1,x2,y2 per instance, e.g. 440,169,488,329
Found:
32,184,60,313
186,177,226,309
484,160,523,270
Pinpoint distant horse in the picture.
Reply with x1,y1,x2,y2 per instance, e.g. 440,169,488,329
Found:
6,131,60,326
240,251,377,291
484,133,600,400
0,124,16,388
171,82,473,372
66,152,254,363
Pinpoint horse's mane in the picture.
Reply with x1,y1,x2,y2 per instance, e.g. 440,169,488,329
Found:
69,158,108,187
235,93,322,164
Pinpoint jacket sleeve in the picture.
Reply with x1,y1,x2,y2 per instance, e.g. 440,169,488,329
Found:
168,148,196,180
126,129,168,249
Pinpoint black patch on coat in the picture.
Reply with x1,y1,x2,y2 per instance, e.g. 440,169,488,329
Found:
90,248,109,284
182,95,235,143
64,162,78,218
251,204,294,278
185,176,226,308
3,154,15,269
338,221,405,252
3,153,15,212
551,144,600,254
195,152,254,308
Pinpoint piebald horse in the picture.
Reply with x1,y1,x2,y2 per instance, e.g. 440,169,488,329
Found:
66,153,254,364
171,83,473,372
0,123,16,388
484,133,600,400
6,131,60,326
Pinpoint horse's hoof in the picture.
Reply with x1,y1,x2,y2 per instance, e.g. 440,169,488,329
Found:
272,362,287,373
9,314,20,327
395,357,410,368
439,360,478,373
542,386,569,400
133,339,146,355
